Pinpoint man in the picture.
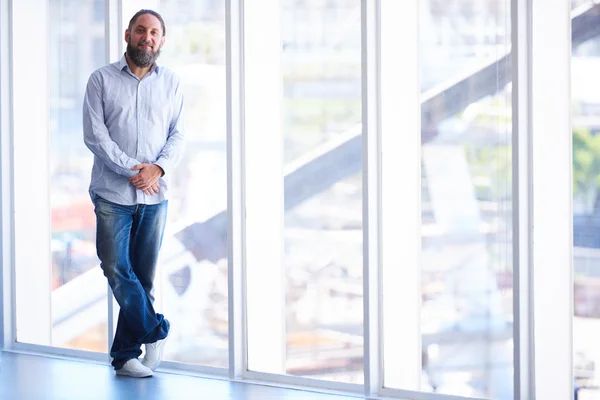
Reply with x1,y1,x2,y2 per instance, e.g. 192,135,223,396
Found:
83,9,184,378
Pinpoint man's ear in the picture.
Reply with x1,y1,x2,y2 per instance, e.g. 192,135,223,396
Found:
160,36,166,49
124,29,130,43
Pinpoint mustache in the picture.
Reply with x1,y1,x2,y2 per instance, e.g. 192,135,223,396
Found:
126,40,161,68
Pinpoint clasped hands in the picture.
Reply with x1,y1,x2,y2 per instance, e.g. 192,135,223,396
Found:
129,164,164,196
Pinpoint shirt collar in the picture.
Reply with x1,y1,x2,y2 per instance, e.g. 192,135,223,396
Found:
118,53,161,75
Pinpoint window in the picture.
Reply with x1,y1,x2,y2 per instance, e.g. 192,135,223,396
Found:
572,2,600,397
3,0,574,398
152,0,228,368
244,0,363,384
49,0,108,353
382,0,514,398
13,0,108,352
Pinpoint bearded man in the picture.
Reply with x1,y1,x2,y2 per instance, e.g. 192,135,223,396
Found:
82,9,185,378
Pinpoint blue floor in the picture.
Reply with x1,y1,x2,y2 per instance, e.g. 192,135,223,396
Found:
0,352,365,400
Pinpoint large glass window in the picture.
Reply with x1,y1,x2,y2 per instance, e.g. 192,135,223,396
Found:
3,1,574,398
49,0,109,353
572,2,600,398
382,0,514,398
281,0,362,383
13,0,109,352
422,1,513,397
244,0,363,383
152,0,228,368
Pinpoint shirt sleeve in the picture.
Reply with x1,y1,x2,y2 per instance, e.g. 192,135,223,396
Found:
83,72,141,178
154,77,186,177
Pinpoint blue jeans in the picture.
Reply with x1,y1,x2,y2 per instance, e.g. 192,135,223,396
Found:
93,194,170,370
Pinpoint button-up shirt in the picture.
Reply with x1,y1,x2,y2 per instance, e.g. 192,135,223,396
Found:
83,54,185,205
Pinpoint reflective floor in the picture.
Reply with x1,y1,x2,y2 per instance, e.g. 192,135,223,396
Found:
0,352,365,400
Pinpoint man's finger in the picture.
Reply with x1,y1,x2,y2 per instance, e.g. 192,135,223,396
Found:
147,183,160,195
145,184,157,195
130,173,145,182
131,180,151,190
131,164,145,171
132,176,149,186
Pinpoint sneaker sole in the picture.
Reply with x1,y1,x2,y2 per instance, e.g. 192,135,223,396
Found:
116,369,153,378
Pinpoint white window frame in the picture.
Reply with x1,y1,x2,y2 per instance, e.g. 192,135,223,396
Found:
106,0,121,365
2,0,106,362
529,0,573,398
11,0,52,348
0,0,575,399
227,0,245,381
0,0,14,351
512,0,535,397
375,0,422,395
241,0,286,378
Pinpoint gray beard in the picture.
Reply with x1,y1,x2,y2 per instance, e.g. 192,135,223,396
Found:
126,42,161,68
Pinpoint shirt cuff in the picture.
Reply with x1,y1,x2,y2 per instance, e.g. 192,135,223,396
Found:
154,157,172,177
123,158,141,178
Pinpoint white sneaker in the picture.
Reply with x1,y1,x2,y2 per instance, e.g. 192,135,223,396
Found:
142,334,169,371
116,358,153,378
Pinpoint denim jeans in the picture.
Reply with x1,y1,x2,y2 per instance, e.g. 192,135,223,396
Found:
93,194,170,370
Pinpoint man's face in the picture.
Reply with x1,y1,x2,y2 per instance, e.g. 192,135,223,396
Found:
125,13,165,68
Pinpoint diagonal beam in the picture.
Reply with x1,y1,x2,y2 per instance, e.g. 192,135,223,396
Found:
176,3,600,262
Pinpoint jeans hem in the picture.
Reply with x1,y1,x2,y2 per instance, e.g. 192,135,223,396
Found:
140,318,170,344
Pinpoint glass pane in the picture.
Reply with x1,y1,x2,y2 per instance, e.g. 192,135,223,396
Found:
418,0,513,398
153,1,228,367
572,10,600,397
573,1,594,10
48,0,108,352
282,0,363,383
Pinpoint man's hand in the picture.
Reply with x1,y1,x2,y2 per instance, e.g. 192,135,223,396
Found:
129,164,164,193
143,182,161,196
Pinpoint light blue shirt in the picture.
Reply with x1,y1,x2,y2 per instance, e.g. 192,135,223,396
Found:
83,54,185,205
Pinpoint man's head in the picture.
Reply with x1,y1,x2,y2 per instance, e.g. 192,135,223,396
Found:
125,9,166,68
